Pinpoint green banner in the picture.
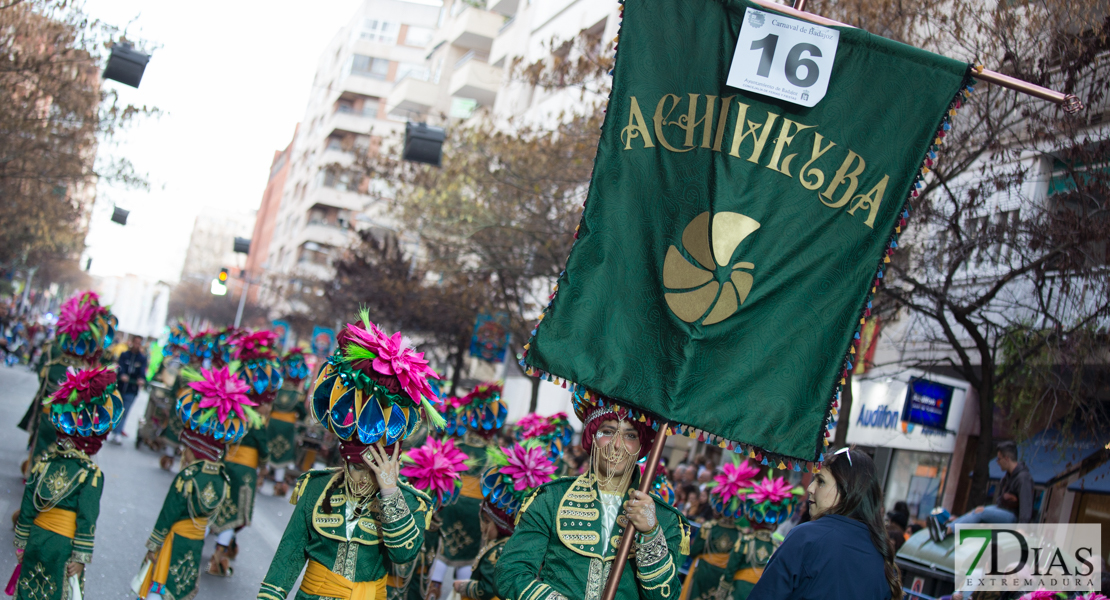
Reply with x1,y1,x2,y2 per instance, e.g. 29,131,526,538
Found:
522,0,971,469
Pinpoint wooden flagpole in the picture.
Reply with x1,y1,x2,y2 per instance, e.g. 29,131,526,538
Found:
772,0,1085,113
599,421,671,600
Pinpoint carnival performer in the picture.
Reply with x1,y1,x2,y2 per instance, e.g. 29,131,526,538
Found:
11,366,124,600
516,412,575,475
497,393,690,600
133,365,257,600
389,436,470,600
19,291,116,475
267,348,310,496
256,310,442,600
207,329,283,577
137,322,190,453
724,474,802,599
156,328,220,471
427,381,506,598
451,442,558,600
679,457,760,600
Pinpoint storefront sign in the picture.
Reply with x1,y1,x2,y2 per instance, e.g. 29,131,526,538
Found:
846,370,969,452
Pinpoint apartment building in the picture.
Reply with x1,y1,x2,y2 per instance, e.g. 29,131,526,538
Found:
264,0,441,295
244,127,296,303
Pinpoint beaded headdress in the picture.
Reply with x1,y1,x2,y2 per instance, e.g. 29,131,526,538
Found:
641,461,677,507
400,437,471,510
456,381,507,437
311,309,443,446
572,390,657,459
163,321,192,362
55,291,117,359
46,366,124,437
516,412,575,461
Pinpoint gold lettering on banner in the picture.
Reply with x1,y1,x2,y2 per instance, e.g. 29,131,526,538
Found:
653,94,694,153
621,96,654,150
820,150,866,208
620,93,894,232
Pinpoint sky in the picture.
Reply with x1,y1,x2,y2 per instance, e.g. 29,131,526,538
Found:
81,0,365,284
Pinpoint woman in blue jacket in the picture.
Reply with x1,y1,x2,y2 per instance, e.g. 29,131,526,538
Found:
748,448,902,600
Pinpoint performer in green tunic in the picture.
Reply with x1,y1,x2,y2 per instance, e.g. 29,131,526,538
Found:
133,365,260,600
679,456,760,600
720,473,802,599
268,348,309,496
389,436,469,600
21,291,116,474
207,329,283,576
11,365,124,600
427,381,506,598
158,329,221,471
497,394,691,600
452,442,558,600
257,310,444,600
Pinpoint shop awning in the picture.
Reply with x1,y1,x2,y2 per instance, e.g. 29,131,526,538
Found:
1068,460,1110,495
988,431,1105,485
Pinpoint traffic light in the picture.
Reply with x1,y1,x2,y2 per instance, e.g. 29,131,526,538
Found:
211,268,229,296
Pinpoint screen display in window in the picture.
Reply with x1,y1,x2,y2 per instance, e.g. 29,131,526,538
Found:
902,378,954,430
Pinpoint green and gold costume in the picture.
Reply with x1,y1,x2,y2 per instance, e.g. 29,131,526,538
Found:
24,350,86,464
210,423,269,533
721,529,778,600
497,472,690,600
460,537,506,600
267,384,305,466
437,434,488,566
142,460,231,600
679,519,742,600
386,515,440,600
13,445,103,600
257,469,431,600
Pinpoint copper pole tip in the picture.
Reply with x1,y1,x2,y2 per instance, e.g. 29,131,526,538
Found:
1062,95,1085,115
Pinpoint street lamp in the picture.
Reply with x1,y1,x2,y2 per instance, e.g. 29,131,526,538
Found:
402,122,445,166
103,43,150,88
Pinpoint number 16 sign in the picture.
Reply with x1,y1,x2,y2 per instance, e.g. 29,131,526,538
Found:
726,8,840,108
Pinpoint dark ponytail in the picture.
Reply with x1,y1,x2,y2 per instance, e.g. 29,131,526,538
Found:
824,448,903,600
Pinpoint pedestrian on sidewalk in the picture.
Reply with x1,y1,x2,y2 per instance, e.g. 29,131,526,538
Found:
747,448,902,600
110,334,148,445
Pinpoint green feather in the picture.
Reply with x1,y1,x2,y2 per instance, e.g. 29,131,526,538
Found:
228,360,241,372
342,343,377,362
244,406,262,427
179,367,204,382
485,446,509,466
359,306,372,330
421,397,446,430
199,407,217,423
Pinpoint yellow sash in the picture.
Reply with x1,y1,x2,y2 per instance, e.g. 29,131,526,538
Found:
460,475,482,499
33,508,77,538
678,553,730,600
301,560,387,600
225,445,260,468
385,575,405,588
734,567,764,584
139,518,208,599
271,410,298,423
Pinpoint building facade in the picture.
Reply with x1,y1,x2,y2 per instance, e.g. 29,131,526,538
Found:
244,128,297,303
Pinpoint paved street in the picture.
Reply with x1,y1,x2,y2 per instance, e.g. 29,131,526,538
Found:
0,364,297,599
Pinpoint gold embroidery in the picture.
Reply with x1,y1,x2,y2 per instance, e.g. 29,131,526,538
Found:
558,507,600,520
169,550,200,593
584,558,611,600
442,520,476,557
17,563,58,600
200,482,218,507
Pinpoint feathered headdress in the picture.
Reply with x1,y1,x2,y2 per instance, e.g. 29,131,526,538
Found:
163,321,192,361
45,366,123,437
481,442,558,533
400,437,471,510
744,473,805,524
641,461,677,506
176,366,261,445
233,330,284,401
708,455,761,518
55,291,117,359
311,309,443,446
281,348,311,382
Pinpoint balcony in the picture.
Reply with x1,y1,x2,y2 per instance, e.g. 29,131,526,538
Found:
311,187,366,212
443,7,503,52
327,110,375,136
339,75,394,101
488,0,519,16
448,56,503,105
387,75,441,118
299,223,351,249
489,16,521,67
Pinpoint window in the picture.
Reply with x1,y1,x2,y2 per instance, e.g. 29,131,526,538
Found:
335,100,355,113
396,62,431,82
350,54,390,79
361,19,399,44
404,26,434,47
361,98,380,117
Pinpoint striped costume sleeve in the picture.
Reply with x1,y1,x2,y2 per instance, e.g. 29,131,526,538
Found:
378,487,426,564
71,467,103,564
